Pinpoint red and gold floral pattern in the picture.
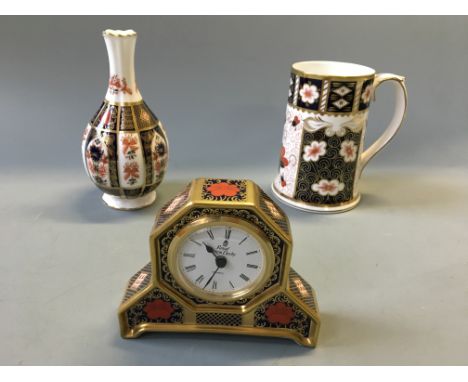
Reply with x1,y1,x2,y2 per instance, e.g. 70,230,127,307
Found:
265,302,295,325
84,138,110,186
121,135,139,159
125,288,183,328
207,182,240,197
254,293,312,338
123,162,139,184
202,179,247,202
143,299,175,320
151,135,168,184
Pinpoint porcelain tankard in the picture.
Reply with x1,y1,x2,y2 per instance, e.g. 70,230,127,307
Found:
272,61,407,213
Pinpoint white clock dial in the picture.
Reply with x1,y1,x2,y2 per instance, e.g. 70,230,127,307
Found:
177,223,266,298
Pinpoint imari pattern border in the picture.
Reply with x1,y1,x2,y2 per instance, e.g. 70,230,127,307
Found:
288,72,374,114
201,179,248,202
90,99,161,133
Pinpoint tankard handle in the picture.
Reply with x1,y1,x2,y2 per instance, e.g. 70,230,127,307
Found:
359,73,408,175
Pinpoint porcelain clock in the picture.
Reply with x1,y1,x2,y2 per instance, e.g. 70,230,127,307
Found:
118,178,320,347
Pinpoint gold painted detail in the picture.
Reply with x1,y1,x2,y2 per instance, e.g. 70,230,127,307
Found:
123,262,152,303
103,29,137,38
288,269,317,312
196,313,242,327
291,67,375,82
254,293,312,338
90,100,159,132
158,208,285,306
258,190,289,235
126,288,183,329
155,183,192,228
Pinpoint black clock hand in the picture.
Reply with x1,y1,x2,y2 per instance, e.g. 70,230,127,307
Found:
203,242,218,258
203,267,220,289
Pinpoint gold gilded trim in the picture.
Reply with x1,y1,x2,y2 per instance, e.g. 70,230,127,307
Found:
103,29,137,38
288,100,369,117
104,99,144,107
291,66,375,82
93,124,159,134
167,215,275,304
353,80,364,113
123,321,317,347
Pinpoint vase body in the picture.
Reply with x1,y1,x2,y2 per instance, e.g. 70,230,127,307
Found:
82,29,169,210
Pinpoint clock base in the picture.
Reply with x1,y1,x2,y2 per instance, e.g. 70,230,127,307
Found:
118,263,320,348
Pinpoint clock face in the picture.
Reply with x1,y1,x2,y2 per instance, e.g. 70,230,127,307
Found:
170,218,273,302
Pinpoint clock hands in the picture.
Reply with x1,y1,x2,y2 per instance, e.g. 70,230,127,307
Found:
201,241,228,290
202,256,227,290
203,242,219,258
202,241,228,268
203,267,220,289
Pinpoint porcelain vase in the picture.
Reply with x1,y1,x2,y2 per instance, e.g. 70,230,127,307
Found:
82,29,169,210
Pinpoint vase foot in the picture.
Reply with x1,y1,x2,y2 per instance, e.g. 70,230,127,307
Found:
102,191,157,210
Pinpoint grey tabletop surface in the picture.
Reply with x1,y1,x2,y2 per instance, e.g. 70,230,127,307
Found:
1,165,467,365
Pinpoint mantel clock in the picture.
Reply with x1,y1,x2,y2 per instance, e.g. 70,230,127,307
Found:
118,178,320,347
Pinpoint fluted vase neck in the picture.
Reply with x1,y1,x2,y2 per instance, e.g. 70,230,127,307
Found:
103,29,142,104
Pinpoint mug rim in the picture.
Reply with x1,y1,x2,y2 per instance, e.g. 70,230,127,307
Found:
292,60,376,80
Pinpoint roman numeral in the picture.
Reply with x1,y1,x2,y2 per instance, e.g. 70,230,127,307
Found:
183,253,195,258
185,265,196,272
239,273,250,282
238,236,248,245
229,281,235,289
212,280,217,289
190,239,202,246
225,227,231,239
246,250,258,255
195,275,204,284
206,229,214,240
246,264,258,269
